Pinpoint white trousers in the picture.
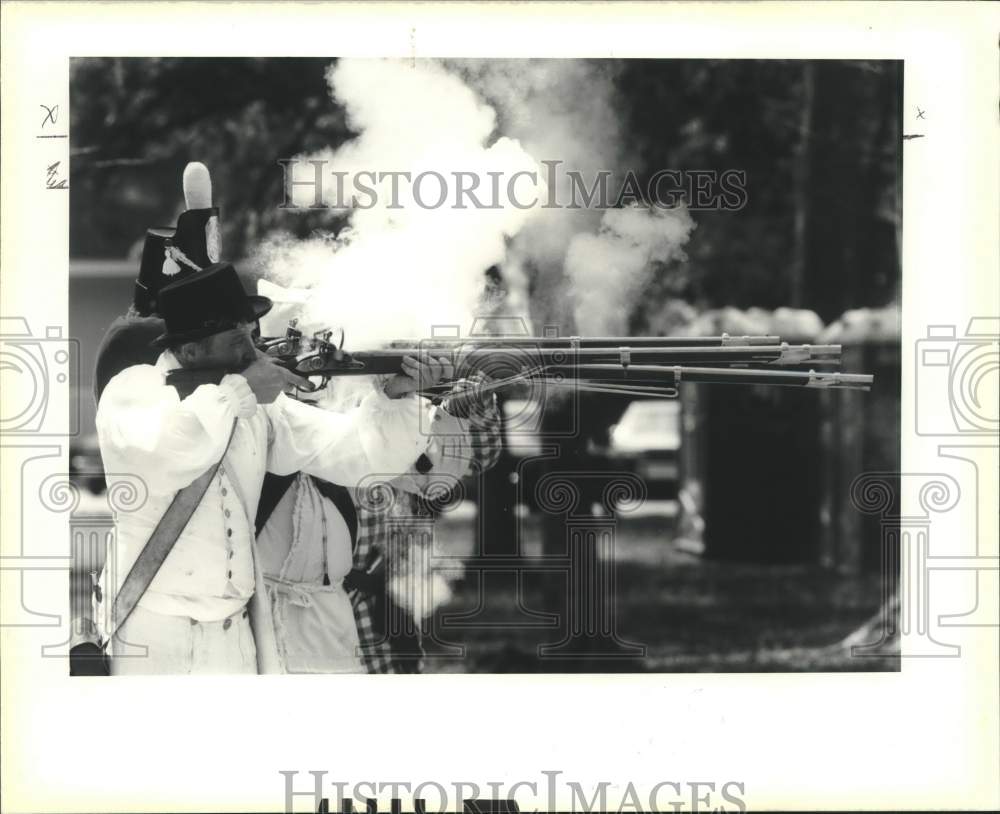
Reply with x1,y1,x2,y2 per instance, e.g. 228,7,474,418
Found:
110,604,257,675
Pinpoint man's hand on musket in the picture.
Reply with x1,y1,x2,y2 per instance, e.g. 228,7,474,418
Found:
242,352,312,404
384,353,454,399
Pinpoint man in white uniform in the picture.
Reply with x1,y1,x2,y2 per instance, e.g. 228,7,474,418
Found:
96,262,432,674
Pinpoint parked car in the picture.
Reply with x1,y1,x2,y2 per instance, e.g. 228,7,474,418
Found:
605,399,682,500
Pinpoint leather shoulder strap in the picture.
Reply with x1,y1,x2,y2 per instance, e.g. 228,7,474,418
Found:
165,367,228,399
254,472,298,535
310,478,359,551
107,419,238,644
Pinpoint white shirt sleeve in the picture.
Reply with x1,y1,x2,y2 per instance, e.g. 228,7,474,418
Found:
265,388,431,488
95,365,249,495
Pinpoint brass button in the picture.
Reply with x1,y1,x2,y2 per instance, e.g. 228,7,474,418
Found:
227,570,233,579
221,488,228,497
227,528,232,537
189,618,197,626
225,509,231,518
228,550,234,559
223,618,232,631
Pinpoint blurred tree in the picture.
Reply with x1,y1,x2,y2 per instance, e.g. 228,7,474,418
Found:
800,61,902,321
617,59,902,325
70,57,351,262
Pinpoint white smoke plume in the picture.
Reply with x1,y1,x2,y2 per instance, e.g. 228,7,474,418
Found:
449,59,635,331
260,58,695,344
565,204,696,335
259,58,543,349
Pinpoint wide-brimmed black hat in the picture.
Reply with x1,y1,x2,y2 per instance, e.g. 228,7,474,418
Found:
153,263,272,348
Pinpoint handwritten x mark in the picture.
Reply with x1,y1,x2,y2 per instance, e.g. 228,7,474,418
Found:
40,104,59,127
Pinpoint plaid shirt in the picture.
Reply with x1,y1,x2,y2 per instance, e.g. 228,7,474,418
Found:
349,379,502,673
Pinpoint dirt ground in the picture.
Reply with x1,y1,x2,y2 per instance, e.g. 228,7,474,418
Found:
424,507,898,673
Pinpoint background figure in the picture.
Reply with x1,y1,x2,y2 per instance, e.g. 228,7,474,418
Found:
351,375,502,673
256,471,366,673
255,373,502,674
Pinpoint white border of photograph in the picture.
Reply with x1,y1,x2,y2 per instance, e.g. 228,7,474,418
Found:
1,2,997,812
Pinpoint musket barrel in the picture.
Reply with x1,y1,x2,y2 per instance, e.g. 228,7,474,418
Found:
558,364,873,390
386,334,782,348
304,344,843,376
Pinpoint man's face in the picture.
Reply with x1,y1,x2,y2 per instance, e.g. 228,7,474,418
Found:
175,322,257,370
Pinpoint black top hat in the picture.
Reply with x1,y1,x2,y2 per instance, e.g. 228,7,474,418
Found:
134,227,174,315
133,206,221,317
153,263,272,348
133,162,223,316
173,207,220,269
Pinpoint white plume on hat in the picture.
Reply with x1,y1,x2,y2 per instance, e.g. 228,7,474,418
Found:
183,162,213,209
162,162,220,275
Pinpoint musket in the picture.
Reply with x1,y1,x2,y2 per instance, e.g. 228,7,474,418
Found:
165,327,872,397
291,344,841,376
383,334,784,348
258,324,781,357
249,322,874,396
536,365,874,391
259,324,842,376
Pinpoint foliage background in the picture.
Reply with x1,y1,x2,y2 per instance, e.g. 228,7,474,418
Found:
70,58,902,326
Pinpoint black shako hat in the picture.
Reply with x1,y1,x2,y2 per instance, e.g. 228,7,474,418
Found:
153,263,272,348
133,162,222,316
